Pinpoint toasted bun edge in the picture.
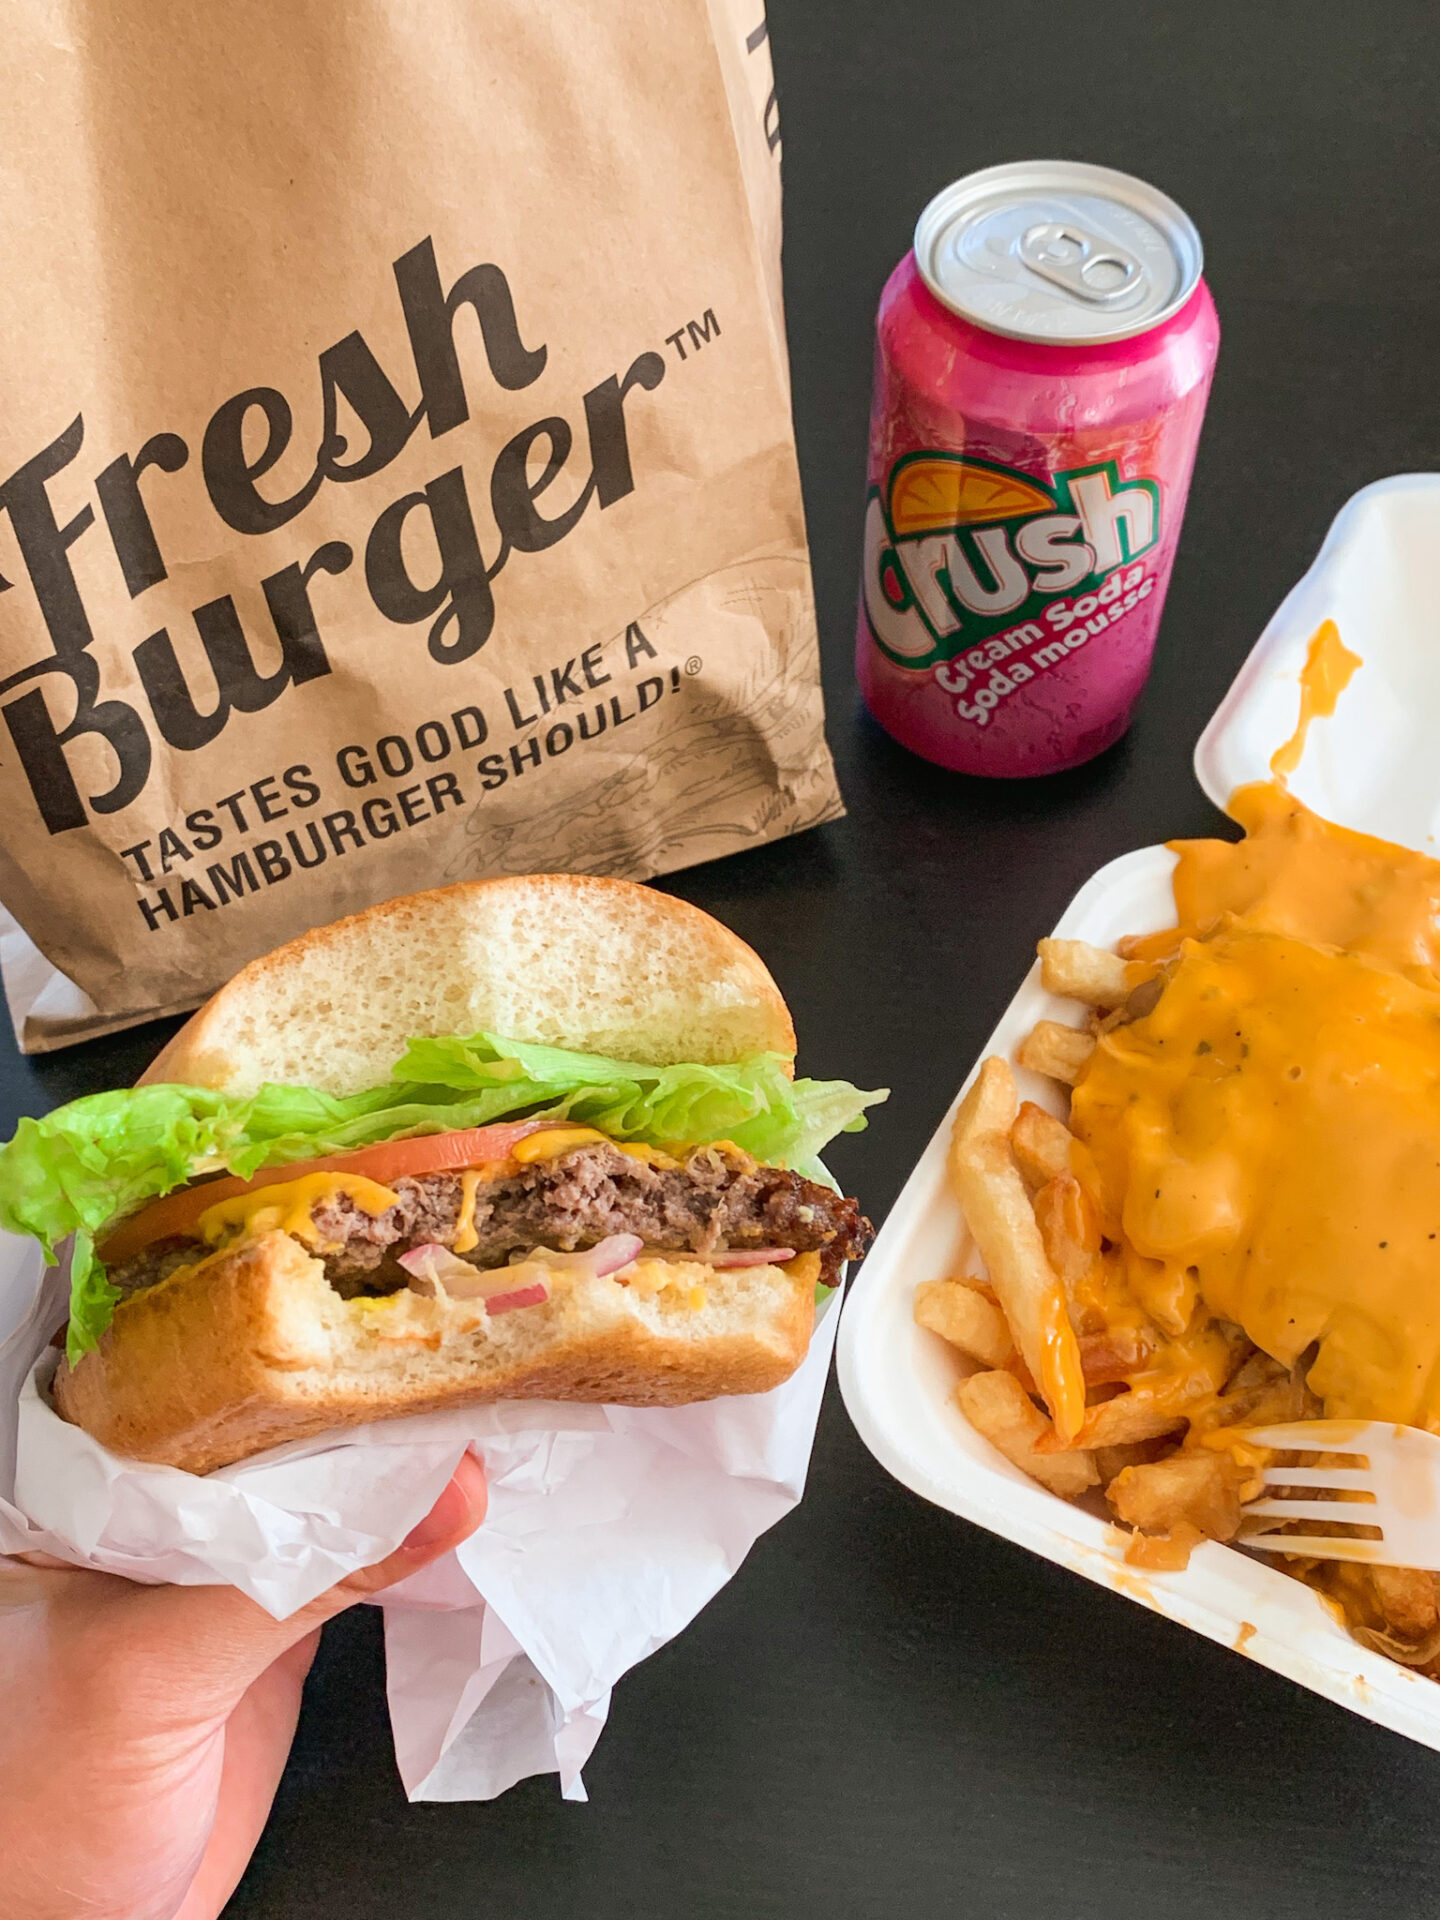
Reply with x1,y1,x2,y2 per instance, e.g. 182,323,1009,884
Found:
51,1232,818,1473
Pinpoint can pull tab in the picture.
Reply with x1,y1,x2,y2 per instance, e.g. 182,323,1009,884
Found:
1018,222,1144,305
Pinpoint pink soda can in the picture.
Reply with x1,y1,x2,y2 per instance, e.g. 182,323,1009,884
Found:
856,160,1219,776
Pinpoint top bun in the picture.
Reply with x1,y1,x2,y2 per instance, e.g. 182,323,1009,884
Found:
142,874,795,1097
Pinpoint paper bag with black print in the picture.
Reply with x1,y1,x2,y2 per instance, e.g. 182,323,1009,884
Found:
0,0,840,1050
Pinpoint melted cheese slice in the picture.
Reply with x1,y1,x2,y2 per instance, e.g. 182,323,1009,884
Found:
197,1172,400,1249
452,1168,485,1253
511,1128,681,1169
511,1127,609,1164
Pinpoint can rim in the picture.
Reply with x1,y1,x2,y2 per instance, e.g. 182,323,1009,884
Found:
913,159,1205,347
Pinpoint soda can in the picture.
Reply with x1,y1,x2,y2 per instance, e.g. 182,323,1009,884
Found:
856,161,1219,776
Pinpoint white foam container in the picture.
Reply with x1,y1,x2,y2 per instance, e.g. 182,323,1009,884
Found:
839,474,1440,1750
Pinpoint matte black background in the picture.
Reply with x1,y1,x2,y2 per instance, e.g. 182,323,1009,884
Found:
7,3,1440,1914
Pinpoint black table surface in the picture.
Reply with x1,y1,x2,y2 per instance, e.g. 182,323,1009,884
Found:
8,3,1440,1914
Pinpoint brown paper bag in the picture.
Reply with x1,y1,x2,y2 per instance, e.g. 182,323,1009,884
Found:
0,0,841,1051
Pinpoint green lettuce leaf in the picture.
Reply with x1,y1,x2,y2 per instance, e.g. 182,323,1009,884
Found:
393,1034,883,1166
0,1036,886,1363
67,1233,118,1363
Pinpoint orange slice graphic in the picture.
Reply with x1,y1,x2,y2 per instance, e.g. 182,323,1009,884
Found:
888,458,1054,535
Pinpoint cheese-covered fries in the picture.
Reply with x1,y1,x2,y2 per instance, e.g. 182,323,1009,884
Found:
913,780,1440,1676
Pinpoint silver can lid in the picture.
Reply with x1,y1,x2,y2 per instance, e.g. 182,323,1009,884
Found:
914,160,1204,346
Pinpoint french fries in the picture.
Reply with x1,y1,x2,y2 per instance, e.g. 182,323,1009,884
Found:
947,1059,1086,1443
917,923,1440,1664
919,1016,1276,1571
1032,1175,1099,1294
1369,1567,1439,1642
1016,1020,1095,1086
1123,1523,1204,1572
1010,1101,1116,1242
913,1278,1015,1370
1077,1326,1154,1385
1037,937,1131,1007
1093,1440,1170,1487
1060,1393,1187,1452
1190,1355,1319,1436
955,1370,1098,1498
1106,1450,1247,1542
1315,1562,1440,1667
1009,1101,1078,1191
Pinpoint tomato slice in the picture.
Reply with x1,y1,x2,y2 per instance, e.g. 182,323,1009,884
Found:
97,1120,556,1266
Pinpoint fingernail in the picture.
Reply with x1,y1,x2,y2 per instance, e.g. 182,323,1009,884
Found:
401,1474,468,1553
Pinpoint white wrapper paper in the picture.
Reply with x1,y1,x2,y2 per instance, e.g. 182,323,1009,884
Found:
0,1227,838,1800
0,902,93,1051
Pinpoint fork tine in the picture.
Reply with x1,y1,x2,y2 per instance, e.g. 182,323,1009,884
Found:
1236,1527,1384,1562
1258,1467,1373,1490
1242,1422,1373,1453
1244,1497,1380,1525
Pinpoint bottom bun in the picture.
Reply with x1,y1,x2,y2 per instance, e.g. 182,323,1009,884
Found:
52,1232,819,1474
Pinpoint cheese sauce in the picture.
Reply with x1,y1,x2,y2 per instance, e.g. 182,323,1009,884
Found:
1135,780,1440,988
1072,781,1440,1428
1268,618,1363,781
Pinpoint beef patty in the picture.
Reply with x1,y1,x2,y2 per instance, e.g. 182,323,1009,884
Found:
108,1140,872,1299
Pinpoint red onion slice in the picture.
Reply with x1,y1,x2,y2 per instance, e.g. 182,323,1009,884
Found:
588,1233,644,1276
397,1245,550,1313
398,1232,644,1302
709,1247,797,1268
397,1243,516,1300
484,1281,550,1315
490,1234,643,1279
395,1245,550,1311
399,1242,476,1293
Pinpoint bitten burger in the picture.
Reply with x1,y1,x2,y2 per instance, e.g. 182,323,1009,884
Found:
0,875,883,1473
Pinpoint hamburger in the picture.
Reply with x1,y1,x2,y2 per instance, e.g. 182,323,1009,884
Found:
0,876,882,1473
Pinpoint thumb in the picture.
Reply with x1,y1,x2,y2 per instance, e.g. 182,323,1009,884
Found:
110,1451,488,1717
331,1449,489,1602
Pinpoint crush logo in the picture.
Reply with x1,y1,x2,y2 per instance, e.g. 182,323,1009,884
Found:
861,451,1162,669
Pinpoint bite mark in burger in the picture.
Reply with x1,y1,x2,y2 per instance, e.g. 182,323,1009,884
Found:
0,875,884,1473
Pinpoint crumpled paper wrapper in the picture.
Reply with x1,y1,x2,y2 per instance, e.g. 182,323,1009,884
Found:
0,1228,837,1800
0,901,108,1052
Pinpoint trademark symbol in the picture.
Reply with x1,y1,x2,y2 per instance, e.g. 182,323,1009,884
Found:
684,655,703,676
665,311,722,362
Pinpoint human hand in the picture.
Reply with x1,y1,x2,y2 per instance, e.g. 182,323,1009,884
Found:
0,1451,487,1920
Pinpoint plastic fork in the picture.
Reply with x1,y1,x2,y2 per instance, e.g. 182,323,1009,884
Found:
1237,1420,1440,1569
